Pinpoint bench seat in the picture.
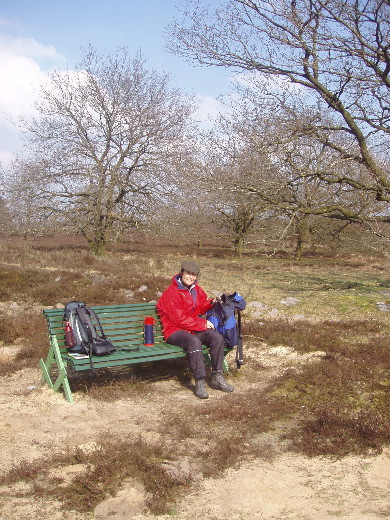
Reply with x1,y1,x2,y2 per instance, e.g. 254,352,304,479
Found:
40,302,231,403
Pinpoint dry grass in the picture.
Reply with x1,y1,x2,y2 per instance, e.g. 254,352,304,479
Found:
0,436,193,515
0,235,389,514
244,317,389,456
0,265,168,307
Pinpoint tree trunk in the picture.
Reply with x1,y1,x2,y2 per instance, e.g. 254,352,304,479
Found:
294,216,309,260
233,234,246,258
82,226,108,256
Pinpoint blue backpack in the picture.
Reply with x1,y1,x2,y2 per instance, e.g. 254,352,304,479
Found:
206,292,246,368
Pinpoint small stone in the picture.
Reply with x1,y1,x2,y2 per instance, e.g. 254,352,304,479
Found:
249,301,267,310
280,297,300,306
376,302,390,312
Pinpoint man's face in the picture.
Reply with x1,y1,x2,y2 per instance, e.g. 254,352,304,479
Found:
181,270,197,287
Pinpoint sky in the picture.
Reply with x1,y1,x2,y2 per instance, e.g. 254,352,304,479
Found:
0,0,233,166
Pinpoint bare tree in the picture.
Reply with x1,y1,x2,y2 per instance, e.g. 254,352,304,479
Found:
0,197,12,235
189,84,387,257
0,159,55,238
17,47,196,254
168,0,390,212
205,154,270,256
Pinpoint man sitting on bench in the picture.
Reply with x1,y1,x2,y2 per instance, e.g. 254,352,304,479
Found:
157,260,234,399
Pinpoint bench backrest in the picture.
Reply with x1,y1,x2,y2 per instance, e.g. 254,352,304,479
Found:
43,303,165,353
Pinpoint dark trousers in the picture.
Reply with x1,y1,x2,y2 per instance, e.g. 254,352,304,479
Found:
167,329,225,380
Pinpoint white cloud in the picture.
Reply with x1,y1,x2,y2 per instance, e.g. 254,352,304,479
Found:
194,94,225,126
0,34,60,60
0,53,46,119
0,34,64,165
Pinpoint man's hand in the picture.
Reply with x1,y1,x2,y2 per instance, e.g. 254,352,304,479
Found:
206,320,215,329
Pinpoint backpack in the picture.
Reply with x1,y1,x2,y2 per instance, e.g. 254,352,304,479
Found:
206,292,246,368
63,302,116,362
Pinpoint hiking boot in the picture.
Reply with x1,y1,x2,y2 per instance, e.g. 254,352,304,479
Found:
210,371,234,393
195,378,209,399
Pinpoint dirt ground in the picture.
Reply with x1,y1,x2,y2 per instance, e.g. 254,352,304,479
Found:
0,340,389,520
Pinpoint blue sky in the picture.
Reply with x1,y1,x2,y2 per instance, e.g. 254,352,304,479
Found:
0,0,232,165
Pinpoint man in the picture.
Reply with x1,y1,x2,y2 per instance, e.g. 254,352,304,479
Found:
157,260,234,399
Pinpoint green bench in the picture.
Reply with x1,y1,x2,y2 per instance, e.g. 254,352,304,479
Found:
40,302,231,404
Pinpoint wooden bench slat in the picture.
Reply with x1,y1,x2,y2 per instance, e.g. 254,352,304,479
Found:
68,352,190,371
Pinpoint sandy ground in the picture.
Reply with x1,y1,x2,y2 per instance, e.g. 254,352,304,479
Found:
0,342,389,520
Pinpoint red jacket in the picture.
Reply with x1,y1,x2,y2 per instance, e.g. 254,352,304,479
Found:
157,274,214,340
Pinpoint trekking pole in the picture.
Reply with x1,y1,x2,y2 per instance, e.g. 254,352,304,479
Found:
235,309,244,368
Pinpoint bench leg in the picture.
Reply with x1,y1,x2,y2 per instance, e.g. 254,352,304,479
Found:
222,357,230,374
39,336,74,404
203,351,230,373
203,351,212,368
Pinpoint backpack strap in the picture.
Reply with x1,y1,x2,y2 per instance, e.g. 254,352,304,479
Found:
75,307,96,370
84,307,107,339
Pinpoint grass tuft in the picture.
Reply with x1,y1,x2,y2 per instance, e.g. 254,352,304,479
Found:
253,318,390,456
0,436,196,515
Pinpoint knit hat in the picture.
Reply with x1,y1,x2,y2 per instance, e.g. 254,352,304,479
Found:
181,260,201,275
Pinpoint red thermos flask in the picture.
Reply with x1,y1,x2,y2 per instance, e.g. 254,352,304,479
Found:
144,317,156,346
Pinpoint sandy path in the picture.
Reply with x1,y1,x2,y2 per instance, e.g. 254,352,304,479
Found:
0,347,388,520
